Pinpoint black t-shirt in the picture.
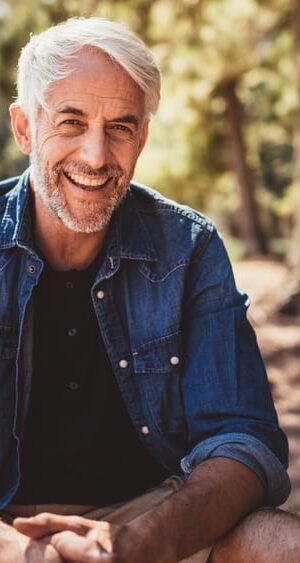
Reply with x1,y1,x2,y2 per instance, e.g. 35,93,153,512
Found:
13,256,169,505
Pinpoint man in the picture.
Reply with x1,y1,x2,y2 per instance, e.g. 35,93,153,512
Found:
0,16,298,562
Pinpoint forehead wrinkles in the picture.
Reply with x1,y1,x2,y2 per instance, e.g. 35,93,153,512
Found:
45,88,145,125
53,93,141,115
44,51,145,116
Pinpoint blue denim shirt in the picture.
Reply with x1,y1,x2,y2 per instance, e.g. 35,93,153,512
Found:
0,170,290,508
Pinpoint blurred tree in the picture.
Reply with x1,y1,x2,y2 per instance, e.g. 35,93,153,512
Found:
279,0,300,314
293,0,300,272
218,79,267,255
137,0,294,255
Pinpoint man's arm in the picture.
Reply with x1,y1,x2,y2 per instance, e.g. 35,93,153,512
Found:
14,457,265,562
126,457,265,561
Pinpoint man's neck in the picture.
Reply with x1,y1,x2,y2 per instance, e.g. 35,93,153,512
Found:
36,232,107,271
33,194,108,272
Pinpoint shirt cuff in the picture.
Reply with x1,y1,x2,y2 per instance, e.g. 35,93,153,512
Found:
180,432,291,507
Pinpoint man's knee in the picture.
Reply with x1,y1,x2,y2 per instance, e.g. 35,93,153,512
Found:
210,508,300,563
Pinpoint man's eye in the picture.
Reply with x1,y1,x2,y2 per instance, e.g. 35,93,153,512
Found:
110,124,131,132
60,119,82,126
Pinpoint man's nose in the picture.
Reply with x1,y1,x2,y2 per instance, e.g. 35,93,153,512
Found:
79,129,108,170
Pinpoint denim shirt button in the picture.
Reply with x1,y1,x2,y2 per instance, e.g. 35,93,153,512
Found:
27,265,36,274
96,290,105,299
68,381,79,391
141,426,150,435
170,356,180,366
68,328,77,337
119,359,128,369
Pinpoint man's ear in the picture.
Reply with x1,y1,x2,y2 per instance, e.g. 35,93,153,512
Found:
9,103,32,155
137,120,149,156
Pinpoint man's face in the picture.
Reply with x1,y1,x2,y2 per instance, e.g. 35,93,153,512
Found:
28,49,148,233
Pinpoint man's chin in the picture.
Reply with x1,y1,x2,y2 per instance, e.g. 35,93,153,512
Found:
55,208,113,234
36,178,128,233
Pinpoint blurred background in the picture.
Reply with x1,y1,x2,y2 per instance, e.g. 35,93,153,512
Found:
0,0,299,509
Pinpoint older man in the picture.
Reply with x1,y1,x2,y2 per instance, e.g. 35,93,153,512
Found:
0,16,298,563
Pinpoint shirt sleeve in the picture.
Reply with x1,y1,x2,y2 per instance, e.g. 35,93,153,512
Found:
180,228,290,507
181,433,290,506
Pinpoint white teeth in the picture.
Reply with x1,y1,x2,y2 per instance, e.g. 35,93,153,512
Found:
67,172,107,187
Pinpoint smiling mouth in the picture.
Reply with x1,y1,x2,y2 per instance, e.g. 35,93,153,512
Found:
64,171,112,191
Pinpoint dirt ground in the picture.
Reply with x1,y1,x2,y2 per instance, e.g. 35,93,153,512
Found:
233,259,300,512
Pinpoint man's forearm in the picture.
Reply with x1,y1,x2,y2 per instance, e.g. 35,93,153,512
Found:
13,457,266,562
125,457,265,561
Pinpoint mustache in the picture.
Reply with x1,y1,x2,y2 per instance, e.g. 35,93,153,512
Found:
54,162,124,179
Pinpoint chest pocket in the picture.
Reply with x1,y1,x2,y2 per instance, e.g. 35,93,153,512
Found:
132,332,186,435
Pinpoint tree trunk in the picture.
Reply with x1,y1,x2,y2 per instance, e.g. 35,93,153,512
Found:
222,80,267,256
278,1,300,315
292,1,300,271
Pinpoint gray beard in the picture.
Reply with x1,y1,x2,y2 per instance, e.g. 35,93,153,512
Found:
30,148,132,233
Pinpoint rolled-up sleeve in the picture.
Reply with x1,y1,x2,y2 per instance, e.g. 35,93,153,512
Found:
181,433,290,506
180,228,290,506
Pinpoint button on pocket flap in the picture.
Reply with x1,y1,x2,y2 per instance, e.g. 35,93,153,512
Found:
133,332,182,374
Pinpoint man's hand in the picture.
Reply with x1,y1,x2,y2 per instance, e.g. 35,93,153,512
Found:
14,513,175,562
0,519,63,563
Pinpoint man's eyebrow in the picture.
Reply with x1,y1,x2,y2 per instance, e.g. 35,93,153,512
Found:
57,106,85,116
56,109,139,127
110,114,139,127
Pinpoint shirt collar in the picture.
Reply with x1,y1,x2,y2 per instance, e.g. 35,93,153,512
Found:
115,187,157,262
0,169,33,250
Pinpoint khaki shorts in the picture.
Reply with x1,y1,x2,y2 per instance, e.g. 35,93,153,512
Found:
1,476,212,562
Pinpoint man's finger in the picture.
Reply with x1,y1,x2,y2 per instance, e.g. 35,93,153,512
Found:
13,513,92,539
51,530,116,562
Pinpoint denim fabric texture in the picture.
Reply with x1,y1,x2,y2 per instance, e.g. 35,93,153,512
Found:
0,170,290,508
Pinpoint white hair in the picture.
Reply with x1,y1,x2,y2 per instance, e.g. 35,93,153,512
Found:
16,17,160,123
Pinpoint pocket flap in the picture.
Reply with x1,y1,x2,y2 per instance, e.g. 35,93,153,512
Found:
133,332,182,374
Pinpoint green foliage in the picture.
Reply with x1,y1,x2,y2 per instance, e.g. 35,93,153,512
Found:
0,0,298,251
